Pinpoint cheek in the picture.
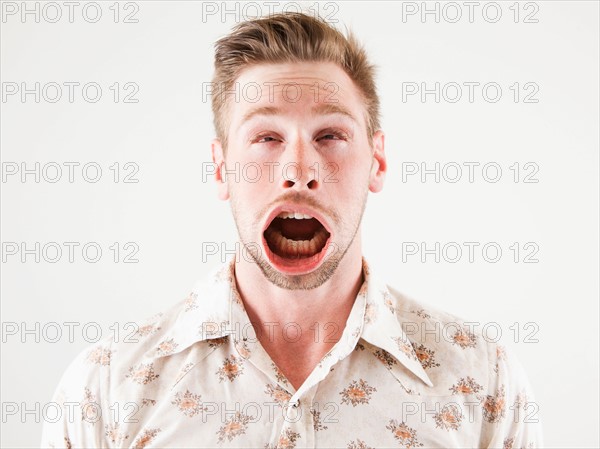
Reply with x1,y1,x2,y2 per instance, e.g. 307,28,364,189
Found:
331,156,372,190
227,154,265,186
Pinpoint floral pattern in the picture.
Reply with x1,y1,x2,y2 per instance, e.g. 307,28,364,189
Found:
386,420,424,448
132,428,161,448
495,345,508,373
348,439,373,449
383,290,395,314
155,338,178,356
41,258,542,448
434,403,463,431
266,427,300,449
184,292,198,311
364,302,377,324
451,328,477,349
126,363,160,385
393,336,418,361
140,398,156,407
373,348,397,368
136,323,161,337
208,336,228,348
172,389,207,417
87,346,113,366
104,423,129,445
216,354,244,382
449,376,483,396
235,339,251,358
411,342,440,369
311,408,328,431
265,383,292,406
216,412,252,442
340,379,376,406
483,385,506,423
80,388,97,423
272,362,289,385
413,309,431,319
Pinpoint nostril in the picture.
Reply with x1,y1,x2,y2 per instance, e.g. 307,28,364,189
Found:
283,179,295,188
307,179,318,190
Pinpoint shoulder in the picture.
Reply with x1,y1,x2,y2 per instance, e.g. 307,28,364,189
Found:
57,260,234,394
388,286,543,445
50,294,190,398
41,293,211,447
389,285,508,394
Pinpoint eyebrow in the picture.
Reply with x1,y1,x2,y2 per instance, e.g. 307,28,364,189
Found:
313,103,357,123
241,106,279,124
241,103,358,125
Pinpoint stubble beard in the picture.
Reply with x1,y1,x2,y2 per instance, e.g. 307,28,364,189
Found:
229,188,369,291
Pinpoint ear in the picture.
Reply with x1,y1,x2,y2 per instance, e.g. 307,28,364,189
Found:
368,130,387,193
211,138,230,201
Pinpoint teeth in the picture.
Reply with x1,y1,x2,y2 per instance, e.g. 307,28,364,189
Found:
266,227,329,258
309,239,317,254
277,211,313,220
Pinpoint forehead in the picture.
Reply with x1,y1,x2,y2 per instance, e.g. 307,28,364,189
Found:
228,62,367,126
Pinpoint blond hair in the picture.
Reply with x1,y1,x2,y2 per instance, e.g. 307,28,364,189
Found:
212,12,380,150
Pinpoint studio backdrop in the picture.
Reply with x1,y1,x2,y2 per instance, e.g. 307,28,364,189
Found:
1,1,598,447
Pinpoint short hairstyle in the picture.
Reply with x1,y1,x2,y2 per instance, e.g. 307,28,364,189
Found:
211,12,381,150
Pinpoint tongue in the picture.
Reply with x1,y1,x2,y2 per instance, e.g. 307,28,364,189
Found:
280,218,321,240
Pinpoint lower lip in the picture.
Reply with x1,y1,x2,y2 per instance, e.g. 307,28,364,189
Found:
261,234,332,275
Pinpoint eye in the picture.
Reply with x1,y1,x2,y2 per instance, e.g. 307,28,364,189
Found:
251,133,282,144
317,130,348,141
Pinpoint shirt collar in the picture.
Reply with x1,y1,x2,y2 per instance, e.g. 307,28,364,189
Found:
358,259,433,387
158,257,432,388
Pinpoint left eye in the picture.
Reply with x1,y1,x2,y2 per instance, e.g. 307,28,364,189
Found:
318,133,345,141
258,136,278,142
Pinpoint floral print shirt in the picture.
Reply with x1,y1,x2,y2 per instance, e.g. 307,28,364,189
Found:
41,258,542,448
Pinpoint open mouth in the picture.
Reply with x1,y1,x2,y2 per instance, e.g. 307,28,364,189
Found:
263,210,331,262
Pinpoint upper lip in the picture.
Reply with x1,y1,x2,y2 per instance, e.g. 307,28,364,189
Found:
262,203,332,235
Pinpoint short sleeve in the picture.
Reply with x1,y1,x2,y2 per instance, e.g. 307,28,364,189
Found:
485,344,544,449
40,341,112,448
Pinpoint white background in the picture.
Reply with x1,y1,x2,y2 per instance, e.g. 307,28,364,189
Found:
1,1,598,447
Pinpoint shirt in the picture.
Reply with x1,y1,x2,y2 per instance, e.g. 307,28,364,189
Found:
41,258,543,448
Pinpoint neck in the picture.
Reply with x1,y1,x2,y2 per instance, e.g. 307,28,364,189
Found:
233,236,364,390
234,237,364,330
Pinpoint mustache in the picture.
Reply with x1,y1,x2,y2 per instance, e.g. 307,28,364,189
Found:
262,192,339,223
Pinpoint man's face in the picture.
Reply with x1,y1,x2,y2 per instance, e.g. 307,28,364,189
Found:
212,62,385,290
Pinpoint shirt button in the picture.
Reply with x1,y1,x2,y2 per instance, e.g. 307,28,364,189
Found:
292,400,299,408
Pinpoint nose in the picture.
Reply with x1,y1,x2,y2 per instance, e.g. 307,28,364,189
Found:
280,137,320,191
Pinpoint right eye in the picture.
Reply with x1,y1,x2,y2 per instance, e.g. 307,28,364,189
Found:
251,132,283,145
257,136,278,143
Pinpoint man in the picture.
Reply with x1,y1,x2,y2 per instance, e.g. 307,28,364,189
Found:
42,12,542,448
